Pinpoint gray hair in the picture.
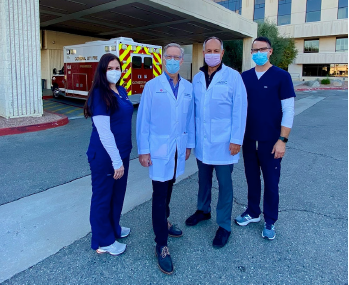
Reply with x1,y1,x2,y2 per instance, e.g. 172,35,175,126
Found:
163,43,184,58
203,36,224,51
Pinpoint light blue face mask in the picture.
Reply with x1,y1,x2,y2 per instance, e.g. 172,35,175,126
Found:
165,58,180,74
252,51,269,66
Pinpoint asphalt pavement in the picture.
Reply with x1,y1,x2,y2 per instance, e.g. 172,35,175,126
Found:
0,89,347,284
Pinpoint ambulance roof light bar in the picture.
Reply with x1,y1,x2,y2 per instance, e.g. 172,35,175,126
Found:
110,37,134,42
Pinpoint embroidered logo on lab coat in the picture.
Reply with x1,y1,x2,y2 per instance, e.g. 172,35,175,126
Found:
217,80,228,85
184,93,192,99
156,89,166,93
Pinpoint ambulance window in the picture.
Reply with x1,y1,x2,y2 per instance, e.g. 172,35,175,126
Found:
111,46,116,51
132,56,142,69
105,46,110,52
144,57,152,69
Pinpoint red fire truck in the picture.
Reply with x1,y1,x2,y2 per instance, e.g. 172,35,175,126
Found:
51,37,162,104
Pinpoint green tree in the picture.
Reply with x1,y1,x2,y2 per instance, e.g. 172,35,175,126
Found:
222,40,243,72
257,20,298,70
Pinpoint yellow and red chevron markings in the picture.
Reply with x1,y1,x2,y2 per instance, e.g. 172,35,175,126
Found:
119,44,162,95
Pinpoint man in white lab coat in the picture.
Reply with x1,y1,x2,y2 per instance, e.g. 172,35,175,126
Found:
185,37,247,248
136,43,195,274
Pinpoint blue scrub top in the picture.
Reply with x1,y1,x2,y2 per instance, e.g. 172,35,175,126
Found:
241,66,296,142
88,86,133,159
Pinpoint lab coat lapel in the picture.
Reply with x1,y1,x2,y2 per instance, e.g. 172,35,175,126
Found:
207,64,225,91
177,78,185,100
199,72,206,91
159,73,176,101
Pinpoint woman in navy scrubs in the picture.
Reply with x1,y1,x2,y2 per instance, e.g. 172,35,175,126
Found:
83,53,133,255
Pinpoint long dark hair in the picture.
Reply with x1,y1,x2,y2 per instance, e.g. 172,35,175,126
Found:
84,53,122,118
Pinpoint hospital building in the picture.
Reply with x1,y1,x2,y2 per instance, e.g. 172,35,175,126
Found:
213,0,348,80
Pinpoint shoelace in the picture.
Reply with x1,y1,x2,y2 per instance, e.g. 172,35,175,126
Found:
265,223,274,230
161,246,170,259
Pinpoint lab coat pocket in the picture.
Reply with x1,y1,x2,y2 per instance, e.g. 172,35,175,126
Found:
211,119,230,143
212,85,229,100
150,135,170,159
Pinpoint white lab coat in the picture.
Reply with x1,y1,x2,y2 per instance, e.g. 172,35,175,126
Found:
137,73,195,182
193,64,247,165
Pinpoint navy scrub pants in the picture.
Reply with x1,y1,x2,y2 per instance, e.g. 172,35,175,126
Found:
151,151,177,246
89,152,130,250
242,138,282,225
196,159,234,232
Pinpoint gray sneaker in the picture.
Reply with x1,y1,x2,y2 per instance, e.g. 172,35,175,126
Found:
120,227,130,238
235,212,261,226
262,223,276,240
96,241,126,256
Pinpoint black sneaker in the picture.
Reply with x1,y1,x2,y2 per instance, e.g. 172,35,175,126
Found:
168,221,183,237
212,227,231,248
155,245,174,275
185,210,211,226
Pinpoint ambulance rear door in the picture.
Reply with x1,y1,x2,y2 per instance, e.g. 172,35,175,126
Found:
131,54,153,95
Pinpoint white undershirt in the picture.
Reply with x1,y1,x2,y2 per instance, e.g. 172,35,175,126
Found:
255,70,294,128
92,115,123,170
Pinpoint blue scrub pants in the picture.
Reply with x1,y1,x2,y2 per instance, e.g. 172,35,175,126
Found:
196,159,234,232
89,153,130,250
243,138,281,225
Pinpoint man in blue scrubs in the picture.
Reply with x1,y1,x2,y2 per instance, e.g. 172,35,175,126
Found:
235,37,295,240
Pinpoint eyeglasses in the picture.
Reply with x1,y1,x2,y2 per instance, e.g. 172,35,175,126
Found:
164,55,182,61
251,47,270,53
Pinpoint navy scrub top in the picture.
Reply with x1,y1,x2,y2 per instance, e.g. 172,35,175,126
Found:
241,65,296,142
88,86,133,159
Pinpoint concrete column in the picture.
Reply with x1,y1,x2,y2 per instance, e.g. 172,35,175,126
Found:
191,43,204,79
242,37,255,72
0,0,43,118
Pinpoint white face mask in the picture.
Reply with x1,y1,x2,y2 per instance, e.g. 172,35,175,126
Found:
106,70,121,84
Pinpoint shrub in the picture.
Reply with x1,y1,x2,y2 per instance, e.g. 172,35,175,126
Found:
321,78,331,85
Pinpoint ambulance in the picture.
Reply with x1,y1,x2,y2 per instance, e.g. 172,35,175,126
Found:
51,37,163,104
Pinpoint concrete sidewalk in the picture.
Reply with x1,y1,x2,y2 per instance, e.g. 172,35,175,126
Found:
1,91,348,284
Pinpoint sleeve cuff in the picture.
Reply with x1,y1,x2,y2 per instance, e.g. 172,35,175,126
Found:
230,139,243,145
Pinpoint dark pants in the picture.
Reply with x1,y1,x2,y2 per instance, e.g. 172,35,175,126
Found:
196,159,234,232
243,138,281,225
151,151,177,246
89,154,130,250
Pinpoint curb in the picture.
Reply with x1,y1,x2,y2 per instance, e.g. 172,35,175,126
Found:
0,112,69,136
295,87,348,91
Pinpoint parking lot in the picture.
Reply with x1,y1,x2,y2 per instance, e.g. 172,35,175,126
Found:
43,96,84,119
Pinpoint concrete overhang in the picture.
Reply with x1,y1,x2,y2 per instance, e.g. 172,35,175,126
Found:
40,0,257,45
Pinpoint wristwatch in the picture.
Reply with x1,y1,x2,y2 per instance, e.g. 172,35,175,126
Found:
279,136,288,143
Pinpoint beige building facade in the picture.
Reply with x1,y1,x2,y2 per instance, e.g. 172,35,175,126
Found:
214,0,348,80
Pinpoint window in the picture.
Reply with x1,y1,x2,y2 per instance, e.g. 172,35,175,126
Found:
132,56,142,69
330,64,348,77
303,64,348,77
306,0,321,22
336,37,348,52
303,64,330,76
278,0,292,25
144,57,152,69
304,39,319,53
215,0,242,14
338,0,348,19
254,0,265,23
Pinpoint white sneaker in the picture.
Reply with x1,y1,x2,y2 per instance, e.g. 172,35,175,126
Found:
96,241,126,256
120,227,131,238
